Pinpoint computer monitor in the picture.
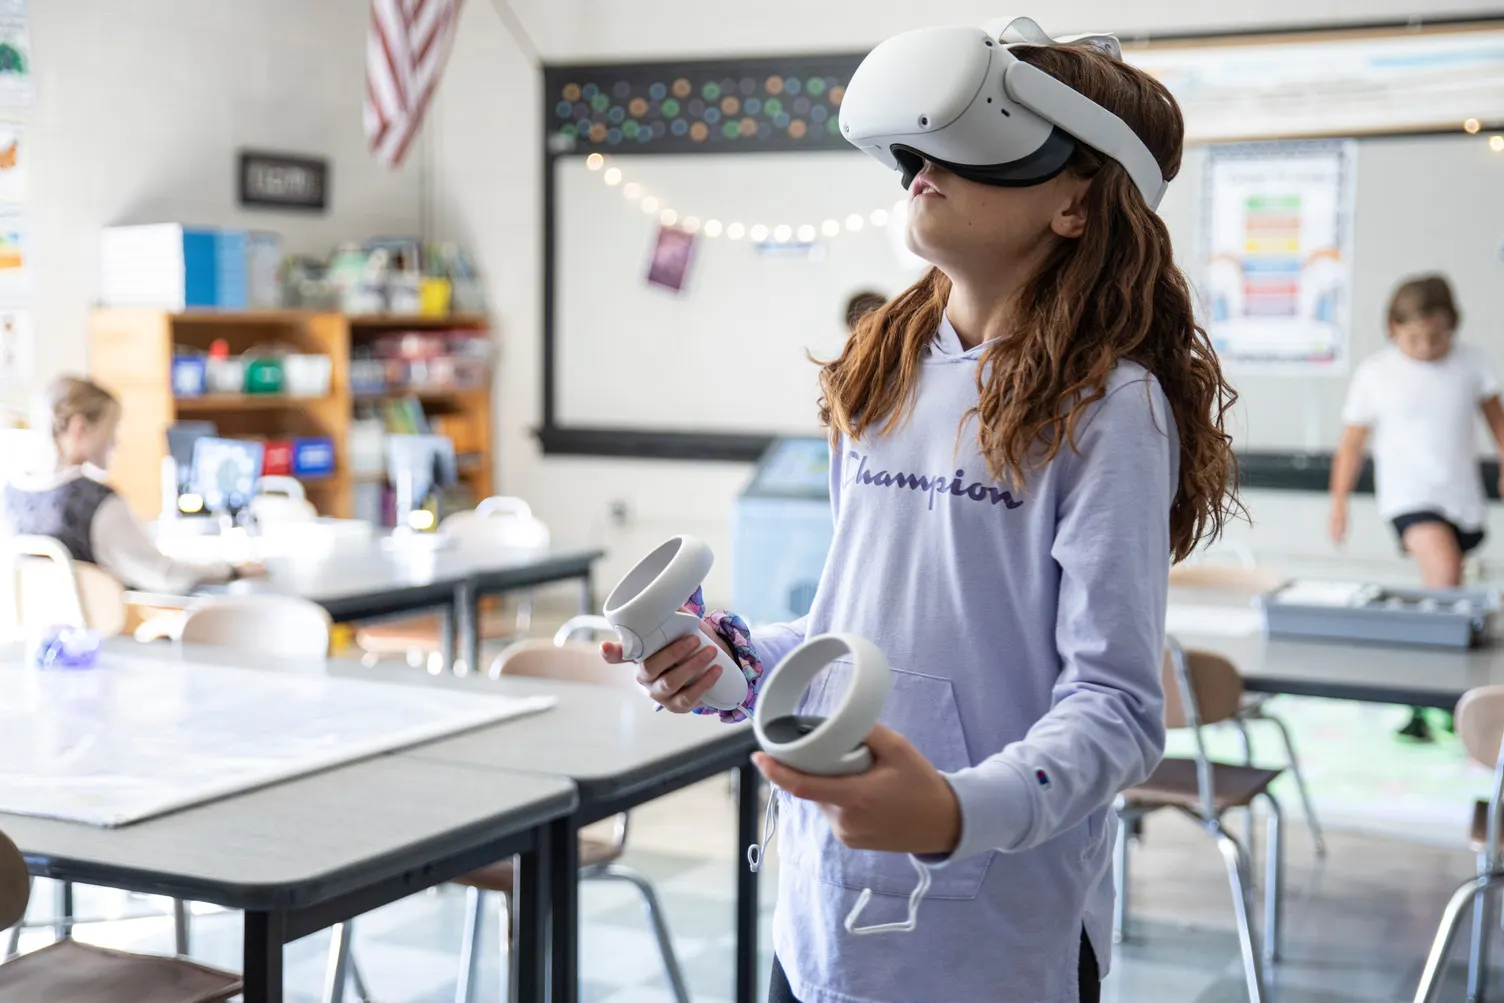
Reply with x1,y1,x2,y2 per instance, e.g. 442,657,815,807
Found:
166,422,218,494
189,437,265,515
384,434,457,527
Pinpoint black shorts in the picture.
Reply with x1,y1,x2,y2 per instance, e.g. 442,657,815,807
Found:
1392,510,1486,555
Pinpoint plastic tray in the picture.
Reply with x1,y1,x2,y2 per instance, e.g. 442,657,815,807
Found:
1259,581,1499,649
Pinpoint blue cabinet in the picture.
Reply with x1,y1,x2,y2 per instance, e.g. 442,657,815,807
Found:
731,437,833,627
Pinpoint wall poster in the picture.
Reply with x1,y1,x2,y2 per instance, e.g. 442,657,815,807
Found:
1200,140,1358,371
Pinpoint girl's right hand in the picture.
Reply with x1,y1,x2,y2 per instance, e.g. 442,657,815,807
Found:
1328,503,1348,545
601,607,733,713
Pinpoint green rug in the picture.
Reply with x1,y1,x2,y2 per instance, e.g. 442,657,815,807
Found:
1164,696,1491,847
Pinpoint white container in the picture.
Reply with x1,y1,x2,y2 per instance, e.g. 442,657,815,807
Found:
283,354,332,398
205,357,246,395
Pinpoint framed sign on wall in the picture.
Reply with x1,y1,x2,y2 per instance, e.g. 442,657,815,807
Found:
238,150,329,212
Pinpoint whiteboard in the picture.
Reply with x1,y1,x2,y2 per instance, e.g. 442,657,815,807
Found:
555,132,1504,456
0,651,555,827
556,150,923,434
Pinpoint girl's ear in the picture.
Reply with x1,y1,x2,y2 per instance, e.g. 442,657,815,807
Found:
1049,180,1090,240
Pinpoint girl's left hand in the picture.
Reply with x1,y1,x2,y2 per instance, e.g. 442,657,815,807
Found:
753,724,961,856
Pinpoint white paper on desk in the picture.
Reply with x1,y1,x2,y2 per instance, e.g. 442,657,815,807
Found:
0,654,556,827
1166,605,1264,637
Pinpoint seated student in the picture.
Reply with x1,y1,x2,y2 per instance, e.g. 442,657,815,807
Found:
843,289,887,335
1330,275,1504,740
2,376,263,593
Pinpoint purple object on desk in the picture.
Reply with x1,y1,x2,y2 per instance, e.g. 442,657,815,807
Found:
29,626,102,669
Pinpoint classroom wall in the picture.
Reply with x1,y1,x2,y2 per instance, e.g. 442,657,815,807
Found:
14,0,426,409
435,0,1504,600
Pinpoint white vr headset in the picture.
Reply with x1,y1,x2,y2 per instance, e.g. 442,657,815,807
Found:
838,17,1169,210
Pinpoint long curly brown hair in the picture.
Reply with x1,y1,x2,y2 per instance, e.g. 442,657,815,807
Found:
817,42,1240,562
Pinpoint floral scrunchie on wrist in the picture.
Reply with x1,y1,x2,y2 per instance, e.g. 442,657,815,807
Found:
682,586,764,723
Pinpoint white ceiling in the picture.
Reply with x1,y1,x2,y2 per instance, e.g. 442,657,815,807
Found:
505,0,1504,61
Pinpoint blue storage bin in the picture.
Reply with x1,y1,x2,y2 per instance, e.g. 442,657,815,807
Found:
292,436,336,477
99,224,260,309
215,229,248,310
171,355,207,398
731,438,833,627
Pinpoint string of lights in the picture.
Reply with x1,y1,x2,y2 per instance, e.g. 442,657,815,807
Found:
585,153,906,243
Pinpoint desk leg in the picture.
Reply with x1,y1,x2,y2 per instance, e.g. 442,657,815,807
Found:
242,911,286,1003
454,582,478,676
736,761,761,1003
547,817,581,1003
515,831,552,1003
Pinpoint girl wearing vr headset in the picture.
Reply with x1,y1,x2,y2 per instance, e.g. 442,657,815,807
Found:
607,22,1240,1003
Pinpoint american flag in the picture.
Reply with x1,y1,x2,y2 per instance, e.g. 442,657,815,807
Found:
364,0,463,167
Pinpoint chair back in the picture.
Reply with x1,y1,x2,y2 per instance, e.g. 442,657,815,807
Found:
553,614,614,647
250,477,317,526
441,496,550,550
1162,646,1246,729
179,594,332,660
493,634,638,850
1164,636,1248,821
1459,686,1504,871
1459,687,1504,771
1168,563,1280,593
0,827,28,932
494,638,638,691
2,535,127,639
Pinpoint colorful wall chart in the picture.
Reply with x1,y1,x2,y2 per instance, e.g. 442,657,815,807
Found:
0,0,28,109
1200,140,1357,370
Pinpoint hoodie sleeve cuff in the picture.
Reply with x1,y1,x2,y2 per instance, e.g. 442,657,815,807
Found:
918,760,1037,864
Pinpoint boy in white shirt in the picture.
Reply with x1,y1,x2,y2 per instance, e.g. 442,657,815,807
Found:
1330,275,1504,739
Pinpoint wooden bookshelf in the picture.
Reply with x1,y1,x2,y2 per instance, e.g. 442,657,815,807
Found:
87,309,495,523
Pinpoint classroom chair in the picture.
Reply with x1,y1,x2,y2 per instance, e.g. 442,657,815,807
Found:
356,496,551,672
178,595,368,1002
1,534,127,640
179,593,332,660
1413,685,1504,1002
248,476,319,525
0,827,242,1002
447,629,691,1003
1116,637,1285,1003
1168,560,1327,857
0,536,133,952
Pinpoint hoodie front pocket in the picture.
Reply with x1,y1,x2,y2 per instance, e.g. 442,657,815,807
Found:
779,658,991,901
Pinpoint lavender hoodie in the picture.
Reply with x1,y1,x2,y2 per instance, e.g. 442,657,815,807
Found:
744,317,1174,1003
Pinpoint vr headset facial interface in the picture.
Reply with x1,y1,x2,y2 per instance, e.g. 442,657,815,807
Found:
838,18,1169,210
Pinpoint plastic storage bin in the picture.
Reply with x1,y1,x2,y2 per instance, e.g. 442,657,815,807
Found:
292,437,335,478
283,355,332,398
262,439,294,477
205,356,246,394
1260,582,1499,649
244,357,284,395
215,229,248,310
171,355,207,398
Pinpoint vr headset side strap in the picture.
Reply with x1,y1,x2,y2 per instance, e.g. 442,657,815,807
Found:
1002,60,1169,209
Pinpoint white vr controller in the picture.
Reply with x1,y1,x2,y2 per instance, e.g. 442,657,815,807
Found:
753,633,891,776
750,633,932,937
603,536,751,712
